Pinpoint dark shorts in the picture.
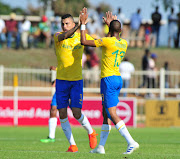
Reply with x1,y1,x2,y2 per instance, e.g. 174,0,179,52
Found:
56,79,83,109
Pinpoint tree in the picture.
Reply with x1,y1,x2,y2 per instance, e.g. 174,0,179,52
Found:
53,0,89,16
0,2,12,14
0,1,25,15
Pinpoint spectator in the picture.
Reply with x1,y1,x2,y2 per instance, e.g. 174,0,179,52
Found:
85,47,100,84
151,6,162,47
16,20,22,49
116,7,125,28
147,53,158,89
146,53,158,98
168,7,178,48
119,58,135,97
38,15,51,48
21,17,31,49
6,13,19,49
144,23,152,48
96,7,104,26
51,16,61,46
87,16,102,38
139,49,151,88
176,4,180,48
29,22,40,48
129,8,142,47
0,16,6,49
164,62,169,96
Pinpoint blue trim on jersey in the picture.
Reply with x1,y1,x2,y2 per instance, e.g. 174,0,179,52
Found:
101,75,123,119
56,79,83,109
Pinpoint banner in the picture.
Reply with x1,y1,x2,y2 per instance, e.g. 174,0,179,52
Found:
146,100,180,127
0,97,136,127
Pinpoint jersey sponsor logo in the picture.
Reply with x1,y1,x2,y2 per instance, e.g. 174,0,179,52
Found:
115,42,126,48
61,44,73,49
73,44,82,50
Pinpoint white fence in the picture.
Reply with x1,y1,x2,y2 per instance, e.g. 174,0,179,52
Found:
0,65,180,99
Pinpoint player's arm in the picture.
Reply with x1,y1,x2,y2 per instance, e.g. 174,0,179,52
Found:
103,11,117,27
103,11,117,37
57,25,80,42
49,66,57,71
80,8,96,46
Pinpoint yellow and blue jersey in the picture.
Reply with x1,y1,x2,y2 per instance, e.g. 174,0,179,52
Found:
94,37,128,78
54,32,93,81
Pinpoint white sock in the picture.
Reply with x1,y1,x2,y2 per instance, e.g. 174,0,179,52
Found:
48,117,57,139
99,124,111,146
60,117,76,145
115,120,135,145
77,114,93,134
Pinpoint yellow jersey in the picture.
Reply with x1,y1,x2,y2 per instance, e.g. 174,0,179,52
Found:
94,37,128,78
54,32,93,81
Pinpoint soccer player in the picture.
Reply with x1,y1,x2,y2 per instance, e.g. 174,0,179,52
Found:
54,10,97,152
80,9,139,155
40,66,58,143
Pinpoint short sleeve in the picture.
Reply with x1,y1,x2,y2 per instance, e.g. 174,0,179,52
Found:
94,38,104,47
86,34,94,40
94,37,109,47
54,32,62,42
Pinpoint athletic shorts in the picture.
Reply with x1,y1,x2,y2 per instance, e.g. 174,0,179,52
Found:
101,75,123,118
51,92,57,107
56,79,83,109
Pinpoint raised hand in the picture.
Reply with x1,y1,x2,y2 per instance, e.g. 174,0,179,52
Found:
80,7,88,25
103,11,117,27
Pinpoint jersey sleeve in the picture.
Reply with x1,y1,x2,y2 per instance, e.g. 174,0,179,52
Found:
94,37,108,47
86,34,94,40
53,32,62,43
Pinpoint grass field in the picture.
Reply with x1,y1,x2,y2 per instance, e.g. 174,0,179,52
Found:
0,127,180,159
0,48,180,70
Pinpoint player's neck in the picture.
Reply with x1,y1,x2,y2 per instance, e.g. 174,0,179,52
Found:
111,32,120,40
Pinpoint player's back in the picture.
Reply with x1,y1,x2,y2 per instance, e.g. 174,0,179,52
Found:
94,37,128,78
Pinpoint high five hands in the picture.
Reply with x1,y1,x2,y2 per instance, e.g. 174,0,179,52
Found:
79,8,118,27
103,11,117,27
79,7,88,25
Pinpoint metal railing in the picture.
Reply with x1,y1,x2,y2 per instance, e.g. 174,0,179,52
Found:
0,65,180,99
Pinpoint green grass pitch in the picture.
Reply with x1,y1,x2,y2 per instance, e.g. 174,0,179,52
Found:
0,127,180,159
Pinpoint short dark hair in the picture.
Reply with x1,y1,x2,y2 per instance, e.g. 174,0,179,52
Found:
124,57,128,61
109,20,121,33
145,49,150,54
61,14,74,21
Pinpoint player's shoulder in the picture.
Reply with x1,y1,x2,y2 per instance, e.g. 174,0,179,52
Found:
100,37,111,42
119,38,128,45
54,32,63,37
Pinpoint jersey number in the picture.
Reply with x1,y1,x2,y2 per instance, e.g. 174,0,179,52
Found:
112,50,125,67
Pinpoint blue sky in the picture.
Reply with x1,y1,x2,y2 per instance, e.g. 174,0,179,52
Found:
1,0,179,20
1,0,179,46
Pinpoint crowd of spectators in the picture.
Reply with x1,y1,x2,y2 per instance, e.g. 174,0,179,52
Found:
0,6,180,50
0,6,178,98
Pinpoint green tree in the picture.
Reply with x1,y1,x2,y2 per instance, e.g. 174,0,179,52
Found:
97,2,112,14
12,7,25,15
0,1,25,15
0,2,12,14
53,0,89,16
